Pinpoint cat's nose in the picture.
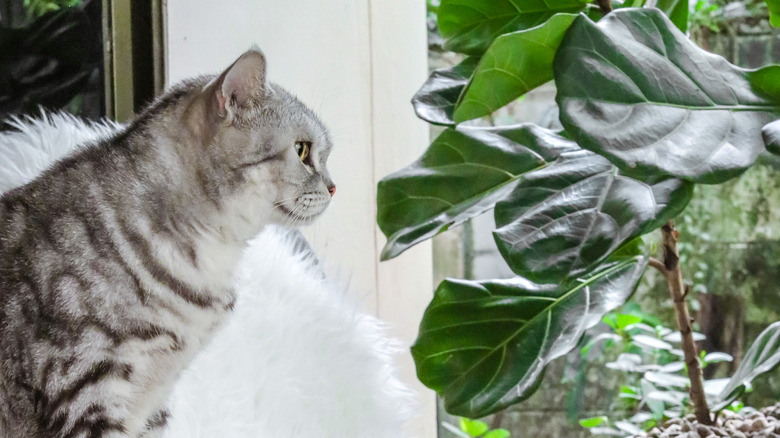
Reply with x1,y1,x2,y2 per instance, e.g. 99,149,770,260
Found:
328,185,336,197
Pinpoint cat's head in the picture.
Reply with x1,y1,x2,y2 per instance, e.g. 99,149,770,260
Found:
180,48,334,234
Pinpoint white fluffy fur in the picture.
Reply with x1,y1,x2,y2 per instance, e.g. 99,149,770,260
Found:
165,230,416,437
0,113,416,437
0,112,121,194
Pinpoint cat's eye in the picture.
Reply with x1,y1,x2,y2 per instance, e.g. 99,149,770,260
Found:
294,141,310,162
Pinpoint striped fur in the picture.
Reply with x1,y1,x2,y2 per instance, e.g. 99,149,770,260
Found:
0,49,334,437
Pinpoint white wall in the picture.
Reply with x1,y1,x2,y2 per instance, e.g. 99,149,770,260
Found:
166,1,435,436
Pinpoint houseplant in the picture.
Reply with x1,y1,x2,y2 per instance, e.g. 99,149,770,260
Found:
377,0,780,433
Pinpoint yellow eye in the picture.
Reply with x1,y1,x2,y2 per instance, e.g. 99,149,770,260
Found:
294,141,310,162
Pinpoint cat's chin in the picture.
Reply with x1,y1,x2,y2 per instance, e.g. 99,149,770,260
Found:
273,204,326,226
290,214,322,226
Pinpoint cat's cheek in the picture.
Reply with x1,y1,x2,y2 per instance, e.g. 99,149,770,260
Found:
240,170,282,206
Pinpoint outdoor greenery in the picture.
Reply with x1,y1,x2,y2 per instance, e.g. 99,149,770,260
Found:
443,417,511,438
689,0,771,32
377,0,780,426
23,0,82,19
0,1,99,123
576,309,778,436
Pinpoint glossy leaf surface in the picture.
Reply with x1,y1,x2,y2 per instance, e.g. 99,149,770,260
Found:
452,14,576,123
378,124,692,268
493,132,692,283
412,58,478,126
655,0,689,32
556,8,780,184
713,322,780,410
377,124,573,260
437,0,587,55
412,249,647,417
763,119,780,155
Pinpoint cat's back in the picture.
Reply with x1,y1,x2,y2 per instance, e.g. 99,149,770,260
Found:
0,142,117,262
0,141,136,436
0,119,232,436
0,140,123,335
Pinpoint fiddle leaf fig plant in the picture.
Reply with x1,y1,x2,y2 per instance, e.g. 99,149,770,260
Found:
413,243,646,417
555,9,780,184
655,0,689,31
378,0,780,424
436,0,588,55
449,13,577,123
765,119,780,154
412,57,478,125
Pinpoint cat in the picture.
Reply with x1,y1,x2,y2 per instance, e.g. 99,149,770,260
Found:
0,113,416,438
0,47,335,438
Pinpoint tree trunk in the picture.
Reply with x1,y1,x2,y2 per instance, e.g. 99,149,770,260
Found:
661,220,713,425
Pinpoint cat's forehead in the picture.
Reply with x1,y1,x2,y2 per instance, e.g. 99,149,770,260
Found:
267,85,331,146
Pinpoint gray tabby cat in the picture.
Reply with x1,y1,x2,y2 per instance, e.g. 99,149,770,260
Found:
0,48,335,437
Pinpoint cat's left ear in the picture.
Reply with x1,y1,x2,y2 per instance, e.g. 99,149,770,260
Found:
215,48,268,118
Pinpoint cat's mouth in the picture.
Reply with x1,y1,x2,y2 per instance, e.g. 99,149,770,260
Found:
275,200,327,225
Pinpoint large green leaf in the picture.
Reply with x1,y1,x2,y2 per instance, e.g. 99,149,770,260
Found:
452,14,577,123
766,0,780,27
412,57,478,126
750,65,780,101
712,322,780,411
654,0,689,32
412,248,647,417
377,124,574,261
438,0,588,55
377,124,692,265
764,119,780,155
555,8,780,184
493,146,692,283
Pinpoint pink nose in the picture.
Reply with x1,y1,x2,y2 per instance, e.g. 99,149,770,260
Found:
328,185,336,197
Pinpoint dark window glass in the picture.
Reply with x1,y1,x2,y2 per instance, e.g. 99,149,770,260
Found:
0,0,104,127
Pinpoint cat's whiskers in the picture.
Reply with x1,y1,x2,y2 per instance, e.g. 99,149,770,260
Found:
287,203,311,228
274,201,297,225
272,196,300,208
284,203,306,227
271,196,309,228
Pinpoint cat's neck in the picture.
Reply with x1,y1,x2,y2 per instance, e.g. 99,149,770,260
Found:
100,122,270,294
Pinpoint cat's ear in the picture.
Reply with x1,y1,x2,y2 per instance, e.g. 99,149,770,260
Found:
215,48,268,117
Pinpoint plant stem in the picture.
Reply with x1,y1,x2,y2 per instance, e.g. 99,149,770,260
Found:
490,410,505,430
648,257,667,274
660,220,713,425
595,0,612,14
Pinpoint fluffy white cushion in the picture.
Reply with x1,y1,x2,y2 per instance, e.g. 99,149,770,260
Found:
0,112,120,194
0,113,416,437
165,228,416,437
